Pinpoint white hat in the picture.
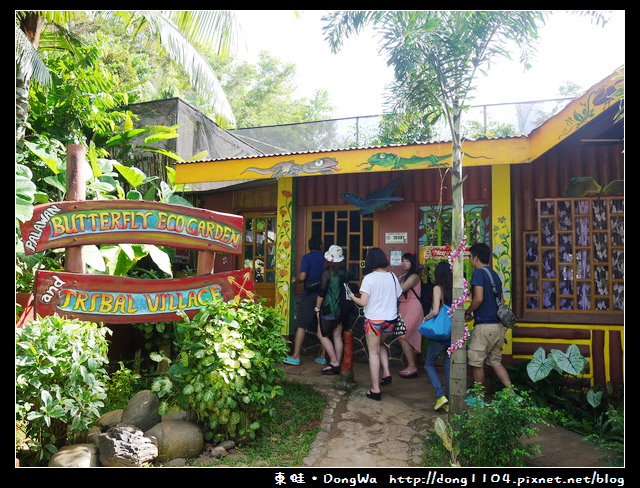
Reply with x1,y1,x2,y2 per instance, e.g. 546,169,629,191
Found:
324,245,345,263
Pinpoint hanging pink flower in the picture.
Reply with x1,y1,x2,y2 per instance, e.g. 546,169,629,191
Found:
446,235,471,356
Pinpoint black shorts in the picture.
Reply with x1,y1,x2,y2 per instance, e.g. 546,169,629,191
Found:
295,294,318,330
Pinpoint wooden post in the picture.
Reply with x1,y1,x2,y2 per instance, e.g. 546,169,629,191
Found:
65,144,86,273
341,330,355,383
197,251,216,275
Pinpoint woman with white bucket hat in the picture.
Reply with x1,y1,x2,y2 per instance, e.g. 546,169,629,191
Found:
315,245,352,375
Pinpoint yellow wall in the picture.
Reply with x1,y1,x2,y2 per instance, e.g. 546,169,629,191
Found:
274,178,294,334
490,164,513,354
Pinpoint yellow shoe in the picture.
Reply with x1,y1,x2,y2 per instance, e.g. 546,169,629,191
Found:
435,396,449,411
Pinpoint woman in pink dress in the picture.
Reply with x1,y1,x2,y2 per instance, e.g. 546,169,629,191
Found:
397,252,424,378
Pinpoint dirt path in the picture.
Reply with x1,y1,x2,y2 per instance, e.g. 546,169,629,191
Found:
282,356,610,468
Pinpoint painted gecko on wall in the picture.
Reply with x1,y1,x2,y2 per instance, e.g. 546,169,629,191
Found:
241,157,340,178
358,152,492,171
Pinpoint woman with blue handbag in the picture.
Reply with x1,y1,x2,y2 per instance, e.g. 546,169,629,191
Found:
422,261,453,411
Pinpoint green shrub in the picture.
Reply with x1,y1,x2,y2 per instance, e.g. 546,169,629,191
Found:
151,299,289,443
16,315,111,465
451,385,552,466
104,361,144,410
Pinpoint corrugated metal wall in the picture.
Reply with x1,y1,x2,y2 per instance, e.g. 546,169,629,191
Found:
511,142,624,316
297,165,493,206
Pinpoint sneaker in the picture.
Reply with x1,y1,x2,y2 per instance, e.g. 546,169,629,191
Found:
434,396,449,411
283,356,300,366
314,357,327,365
465,395,485,406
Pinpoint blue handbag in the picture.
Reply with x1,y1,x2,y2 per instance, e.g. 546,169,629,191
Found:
419,304,451,340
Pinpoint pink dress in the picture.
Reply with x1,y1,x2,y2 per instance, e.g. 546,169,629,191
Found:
398,280,424,354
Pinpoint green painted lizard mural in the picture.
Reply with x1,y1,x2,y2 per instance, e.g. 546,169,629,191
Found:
358,152,492,171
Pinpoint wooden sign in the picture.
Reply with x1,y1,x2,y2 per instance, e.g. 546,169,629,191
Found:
35,268,256,324
20,200,243,255
424,245,470,261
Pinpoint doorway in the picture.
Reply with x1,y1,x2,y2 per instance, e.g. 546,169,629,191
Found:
308,207,377,284
243,212,277,306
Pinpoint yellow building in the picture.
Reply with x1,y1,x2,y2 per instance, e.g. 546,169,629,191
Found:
176,68,624,387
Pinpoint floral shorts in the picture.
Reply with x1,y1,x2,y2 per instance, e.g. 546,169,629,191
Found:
364,318,395,336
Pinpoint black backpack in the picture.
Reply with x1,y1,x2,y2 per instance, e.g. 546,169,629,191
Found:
412,280,433,316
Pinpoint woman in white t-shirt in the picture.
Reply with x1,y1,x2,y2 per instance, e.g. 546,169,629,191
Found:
347,248,403,401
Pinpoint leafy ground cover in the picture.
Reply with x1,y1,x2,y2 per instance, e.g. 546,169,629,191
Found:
191,380,326,467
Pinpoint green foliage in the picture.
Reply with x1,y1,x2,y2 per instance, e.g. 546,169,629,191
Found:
509,346,624,465
151,299,289,443
194,380,326,467
15,315,112,465
103,362,145,411
433,416,460,466
527,344,588,381
584,404,624,466
450,385,552,467
29,44,131,145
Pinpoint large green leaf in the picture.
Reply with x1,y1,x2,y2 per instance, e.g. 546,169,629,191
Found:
526,347,555,382
16,164,37,222
549,344,587,376
142,244,173,277
113,162,145,188
23,140,63,174
82,245,106,272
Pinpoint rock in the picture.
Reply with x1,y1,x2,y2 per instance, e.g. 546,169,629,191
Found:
98,423,158,467
162,458,188,467
121,390,160,432
145,420,204,462
217,439,236,451
95,409,123,429
49,444,99,467
87,425,102,445
161,406,188,422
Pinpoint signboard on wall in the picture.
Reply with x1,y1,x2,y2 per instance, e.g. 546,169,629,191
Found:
385,232,408,244
20,200,243,255
423,245,470,261
35,268,256,324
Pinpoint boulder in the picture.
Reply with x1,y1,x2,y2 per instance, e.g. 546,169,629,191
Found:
121,390,160,432
95,409,123,429
145,420,204,462
98,423,158,467
88,409,124,444
49,444,99,467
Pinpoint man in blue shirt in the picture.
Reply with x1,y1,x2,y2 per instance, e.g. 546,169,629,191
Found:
464,243,512,392
284,237,326,365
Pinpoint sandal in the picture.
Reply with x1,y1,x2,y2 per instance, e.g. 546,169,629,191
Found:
398,370,418,378
321,364,341,375
380,376,392,386
366,390,381,401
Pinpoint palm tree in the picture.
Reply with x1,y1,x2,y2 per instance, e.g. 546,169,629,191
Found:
323,10,548,413
15,10,238,143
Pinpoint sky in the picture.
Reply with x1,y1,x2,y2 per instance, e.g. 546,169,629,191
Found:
233,10,625,119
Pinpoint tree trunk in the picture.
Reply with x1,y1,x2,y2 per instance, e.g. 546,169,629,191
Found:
16,13,44,143
448,105,467,415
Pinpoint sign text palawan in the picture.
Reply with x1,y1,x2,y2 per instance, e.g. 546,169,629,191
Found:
35,269,256,324
20,200,243,255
